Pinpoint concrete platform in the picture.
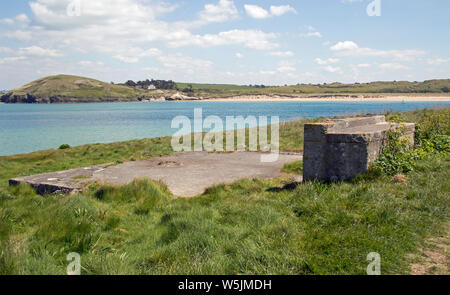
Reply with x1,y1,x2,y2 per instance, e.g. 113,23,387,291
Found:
9,152,301,197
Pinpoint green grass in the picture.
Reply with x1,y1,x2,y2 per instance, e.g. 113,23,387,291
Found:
281,161,303,175
0,137,173,188
0,108,449,275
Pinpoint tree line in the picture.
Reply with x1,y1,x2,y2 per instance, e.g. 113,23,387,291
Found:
123,79,176,90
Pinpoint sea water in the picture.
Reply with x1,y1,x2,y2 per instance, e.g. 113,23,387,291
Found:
0,101,448,156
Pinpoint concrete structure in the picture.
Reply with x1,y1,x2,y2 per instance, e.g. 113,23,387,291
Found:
10,152,301,197
303,116,415,182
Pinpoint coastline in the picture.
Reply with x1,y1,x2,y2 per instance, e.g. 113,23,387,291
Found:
200,94,450,102
2,93,450,104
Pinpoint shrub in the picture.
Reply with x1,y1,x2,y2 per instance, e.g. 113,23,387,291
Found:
373,127,416,175
373,116,450,176
59,144,71,150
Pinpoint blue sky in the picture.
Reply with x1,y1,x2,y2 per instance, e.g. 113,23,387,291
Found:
0,0,449,89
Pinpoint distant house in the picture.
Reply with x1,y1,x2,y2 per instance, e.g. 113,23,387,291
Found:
0,90,9,94
147,85,156,90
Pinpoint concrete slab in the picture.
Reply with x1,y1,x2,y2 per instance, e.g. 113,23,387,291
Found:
9,152,302,197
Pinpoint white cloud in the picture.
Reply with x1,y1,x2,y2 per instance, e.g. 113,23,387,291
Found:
0,56,27,64
167,29,279,50
277,66,296,73
113,47,162,63
330,41,425,61
300,32,322,38
15,14,30,23
357,63,371,68
261,60,297,74
0,47,14,54
235,53,244,58
244,4,296,19
277,66,297,73
79,61,104,67
276,60,296,73
0,18,14,25
28,0,173,27
4,30,33,41
323,65,342,73
330,41,359,51
17,0,278,56
427,58,450,65
300,25,322,38
315,58,340,65
244,4,270,19
140,48,163,57
259,70,277,75
198,0,238,23
379,63,409,70
1,14,30,26
18,46,63,57
269,51,294,57
157,54,213,72
269,5,297,16
113,55,140,63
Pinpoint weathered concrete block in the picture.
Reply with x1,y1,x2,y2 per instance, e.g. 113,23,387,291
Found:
303,116,415,181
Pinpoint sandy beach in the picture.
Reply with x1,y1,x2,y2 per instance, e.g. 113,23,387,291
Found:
201,94,450,102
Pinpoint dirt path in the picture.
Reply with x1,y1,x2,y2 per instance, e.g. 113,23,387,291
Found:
410,225,449,275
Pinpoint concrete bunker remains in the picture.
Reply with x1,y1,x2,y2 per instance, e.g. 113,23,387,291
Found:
303,115,415,181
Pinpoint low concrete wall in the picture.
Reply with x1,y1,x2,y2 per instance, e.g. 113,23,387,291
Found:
303,116,415,181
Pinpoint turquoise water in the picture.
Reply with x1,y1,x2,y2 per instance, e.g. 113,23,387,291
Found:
0,101,448,156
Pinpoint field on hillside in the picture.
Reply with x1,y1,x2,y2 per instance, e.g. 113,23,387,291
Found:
0,109,449,274
175,82,254,91
180,80,450,98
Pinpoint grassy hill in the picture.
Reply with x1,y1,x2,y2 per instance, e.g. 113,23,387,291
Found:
1,74,450,103
0,75,161,103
